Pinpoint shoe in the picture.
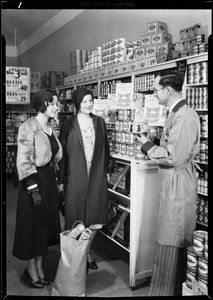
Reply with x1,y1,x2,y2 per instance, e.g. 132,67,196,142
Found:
87,260,98,270
22,269,44,289
38,276,50,286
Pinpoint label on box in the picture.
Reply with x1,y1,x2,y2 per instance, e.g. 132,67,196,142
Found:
156,51,168,63
146,46,156,55
141,34,151,45
147,21,167,33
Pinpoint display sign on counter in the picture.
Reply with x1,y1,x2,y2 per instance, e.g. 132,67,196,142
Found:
6,66,30,104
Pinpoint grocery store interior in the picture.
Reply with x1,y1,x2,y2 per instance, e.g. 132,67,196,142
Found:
2,7,211,298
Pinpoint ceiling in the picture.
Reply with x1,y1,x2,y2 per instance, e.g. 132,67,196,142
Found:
1,9,61,47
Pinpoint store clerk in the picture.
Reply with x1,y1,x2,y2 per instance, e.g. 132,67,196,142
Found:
136,70,200,296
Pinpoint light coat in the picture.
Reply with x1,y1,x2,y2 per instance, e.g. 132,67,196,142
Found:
16,117,63,181
142,100,200,248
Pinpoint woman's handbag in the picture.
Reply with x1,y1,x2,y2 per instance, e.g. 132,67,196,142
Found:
51,221,92,297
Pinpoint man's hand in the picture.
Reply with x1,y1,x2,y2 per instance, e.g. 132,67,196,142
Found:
135,133,148,145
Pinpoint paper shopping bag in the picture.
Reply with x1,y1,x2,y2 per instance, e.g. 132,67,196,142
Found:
51,230,90,296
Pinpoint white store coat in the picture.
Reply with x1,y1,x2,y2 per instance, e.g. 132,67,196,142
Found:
142,99,200,248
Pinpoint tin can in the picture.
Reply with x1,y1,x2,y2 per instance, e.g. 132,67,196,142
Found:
118,109,126,120
198,43,207,53
120,144,127,155
187,246,198,269
204,234,208,259
198,273,208,290
198,257,208,276
114,142,121,154
127,144,135,157
186,267,197,290
193,230,206,256
115,121,122,131
122,120,131,132
196,34,205,44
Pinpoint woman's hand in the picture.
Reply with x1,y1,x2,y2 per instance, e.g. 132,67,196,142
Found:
58,184,64,193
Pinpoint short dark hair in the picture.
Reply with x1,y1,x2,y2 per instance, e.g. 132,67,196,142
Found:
155,70,183,92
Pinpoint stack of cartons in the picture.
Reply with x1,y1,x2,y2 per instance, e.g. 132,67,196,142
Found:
135,21,174,62
175,23,208,57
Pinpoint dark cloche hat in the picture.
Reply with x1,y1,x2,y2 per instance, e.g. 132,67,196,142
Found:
72,87,93,111
32,89,53,109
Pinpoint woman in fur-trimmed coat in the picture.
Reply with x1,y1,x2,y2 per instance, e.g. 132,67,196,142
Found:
12,90,62,288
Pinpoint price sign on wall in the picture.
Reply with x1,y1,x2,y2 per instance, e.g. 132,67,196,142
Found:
6,66,30,104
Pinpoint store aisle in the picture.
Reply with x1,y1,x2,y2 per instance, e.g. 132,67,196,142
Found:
6,177,150,297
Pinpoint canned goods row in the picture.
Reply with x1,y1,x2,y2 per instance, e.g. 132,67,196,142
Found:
114,120,149,133
117,109,133,121
196,196,208,225
59,103,74,113
134,75,154,92
100,80,121,95
197,177,208,195
186,87,208,110
187,246,208,275
192,43,208,54
200,115,208,137
194,140,208,163
109,142,148,160
187,62,208,84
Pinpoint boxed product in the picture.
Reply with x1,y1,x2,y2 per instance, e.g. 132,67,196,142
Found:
175,42,184,52
135,46,146,58
147,21,167,34
183,39,196,52
180,23,202,41
156,43,175,54
151,32,171,44
141,34,151,45
145,45,157,56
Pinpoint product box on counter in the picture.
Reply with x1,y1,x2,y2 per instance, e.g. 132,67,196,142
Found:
147,21,167,34
151,32,171,44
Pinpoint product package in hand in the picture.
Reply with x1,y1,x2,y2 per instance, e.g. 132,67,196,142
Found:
131,120,150,133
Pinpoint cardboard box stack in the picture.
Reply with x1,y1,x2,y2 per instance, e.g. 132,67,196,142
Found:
135,21,174,63
175,24,208,58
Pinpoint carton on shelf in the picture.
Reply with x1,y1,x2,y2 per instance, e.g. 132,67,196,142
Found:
147,21,167,34
151,32,171,44
145,45,157,56
180,23,202,41
141,34,151,45
135,46,146,58
156,43,175,54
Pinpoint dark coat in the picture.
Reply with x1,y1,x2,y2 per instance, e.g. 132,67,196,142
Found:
58,114,110,229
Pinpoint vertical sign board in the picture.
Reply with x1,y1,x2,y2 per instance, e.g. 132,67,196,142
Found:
6,67,30,104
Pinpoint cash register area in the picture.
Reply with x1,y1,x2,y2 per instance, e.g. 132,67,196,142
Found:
6,176,150,297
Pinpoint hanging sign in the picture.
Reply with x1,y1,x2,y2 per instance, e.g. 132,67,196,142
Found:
6,66,30,104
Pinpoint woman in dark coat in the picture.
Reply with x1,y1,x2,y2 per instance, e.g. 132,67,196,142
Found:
12,90,62,288
58,87,110,270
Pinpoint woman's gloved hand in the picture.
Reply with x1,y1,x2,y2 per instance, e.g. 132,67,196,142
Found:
29,186,42,207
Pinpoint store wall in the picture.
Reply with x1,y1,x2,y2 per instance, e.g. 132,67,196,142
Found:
16,9,211,74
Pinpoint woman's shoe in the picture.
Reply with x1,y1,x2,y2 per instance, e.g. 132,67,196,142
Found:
87,260,98,270
38,276,50,286
22,269,44,289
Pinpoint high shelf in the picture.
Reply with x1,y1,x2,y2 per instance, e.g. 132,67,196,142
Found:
56,52,208,288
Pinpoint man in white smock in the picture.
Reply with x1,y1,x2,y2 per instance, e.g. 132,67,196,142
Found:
136,70,200,296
